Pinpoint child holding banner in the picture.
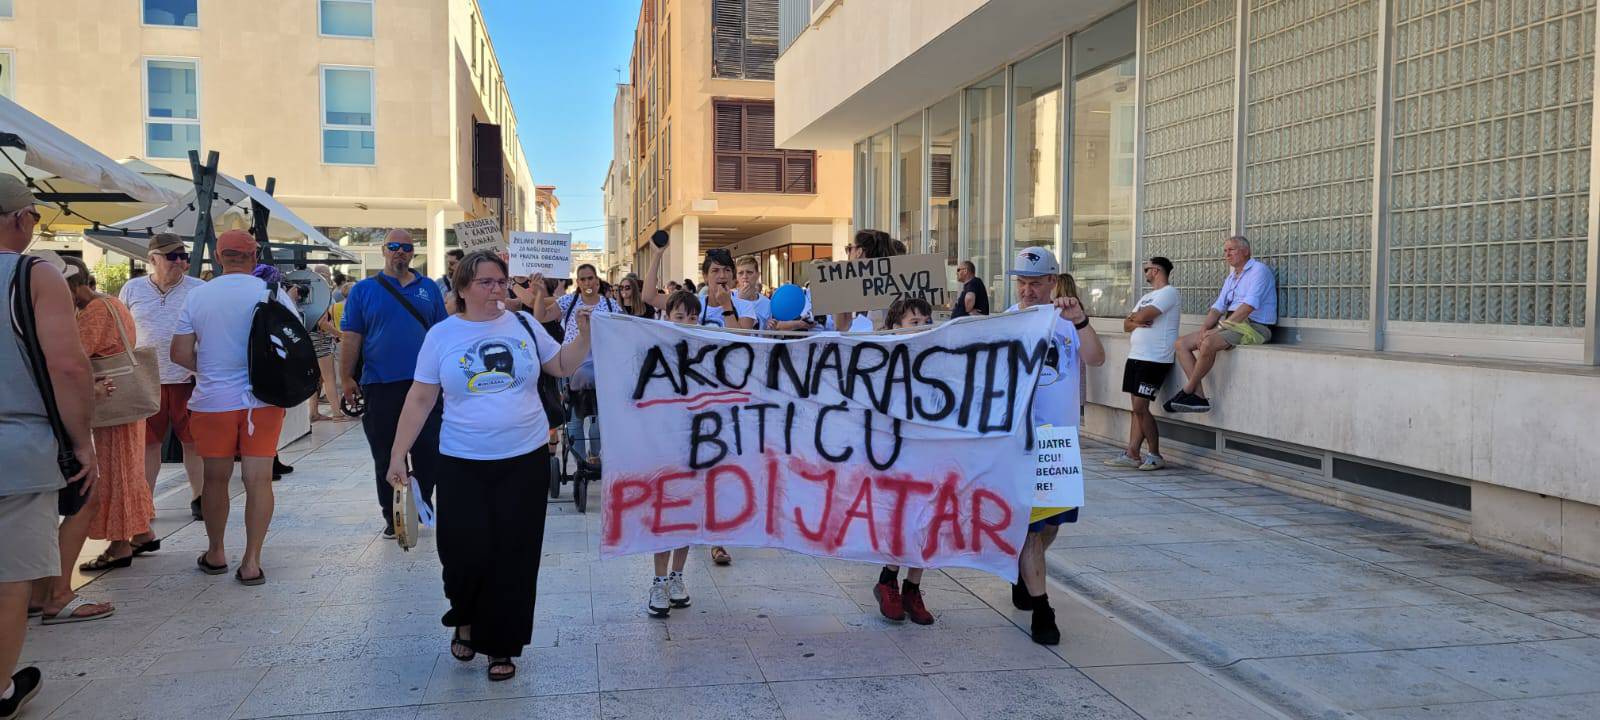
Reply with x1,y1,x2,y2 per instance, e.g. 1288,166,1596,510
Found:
871,297,938,625
1005,247,1105,645
645,290,705,617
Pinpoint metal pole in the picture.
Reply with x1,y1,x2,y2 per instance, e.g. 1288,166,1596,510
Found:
1231,0,1250,236
1369,0,1396,352
187,150,220,278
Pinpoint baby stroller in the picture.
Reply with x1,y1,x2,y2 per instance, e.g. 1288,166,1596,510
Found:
550,376,601,513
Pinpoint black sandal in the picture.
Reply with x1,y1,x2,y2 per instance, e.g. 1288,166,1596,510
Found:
131,538,162,556
487,658,516,682
79,552,133,572
450,628,475,662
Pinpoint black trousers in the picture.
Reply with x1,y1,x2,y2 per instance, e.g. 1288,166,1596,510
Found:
361,380,443,525
436,448,551,658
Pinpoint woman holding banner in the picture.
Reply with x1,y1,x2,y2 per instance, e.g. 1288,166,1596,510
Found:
871,297,938,625
386,251,594,682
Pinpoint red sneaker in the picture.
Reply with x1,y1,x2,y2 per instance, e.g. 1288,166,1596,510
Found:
902,584,934,625
873,580,905,621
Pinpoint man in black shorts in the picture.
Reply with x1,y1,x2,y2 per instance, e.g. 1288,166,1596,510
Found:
1107,257,1180,471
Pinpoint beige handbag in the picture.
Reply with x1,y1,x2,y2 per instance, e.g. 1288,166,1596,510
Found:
393,481,419,550
89,298,161,428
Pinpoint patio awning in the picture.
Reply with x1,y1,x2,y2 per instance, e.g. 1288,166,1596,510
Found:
0,96,184,223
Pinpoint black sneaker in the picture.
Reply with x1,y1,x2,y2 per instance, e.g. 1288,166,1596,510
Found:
1162,391,1185,413
1031,605,1061,645
273,457,294,480
1011,582,1033,610
190,496,204,521
382,524,396,539
0,666,42,718
1174,393,1211,413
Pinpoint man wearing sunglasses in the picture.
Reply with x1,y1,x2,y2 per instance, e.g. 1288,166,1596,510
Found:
120,234,208,521
339,229,448,538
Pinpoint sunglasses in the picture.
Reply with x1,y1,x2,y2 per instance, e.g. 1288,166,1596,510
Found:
17,208,41,223
163,251,191,262
386,242,415,253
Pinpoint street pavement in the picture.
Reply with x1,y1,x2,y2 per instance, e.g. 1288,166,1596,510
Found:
14,420,1600,719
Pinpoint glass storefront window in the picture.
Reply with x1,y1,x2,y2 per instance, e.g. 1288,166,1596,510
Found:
896,114,923,251
928,95,960,269
853,140,868,228
869,129,892,233
1070,56,1137,316
964,70,1007,302
1012,43,1064,263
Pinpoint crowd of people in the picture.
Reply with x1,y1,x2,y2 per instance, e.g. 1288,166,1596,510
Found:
1,156,1279,708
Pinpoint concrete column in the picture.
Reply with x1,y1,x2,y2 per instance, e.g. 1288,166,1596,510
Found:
669,215,700,285
425,202,447,279
831,217,849,260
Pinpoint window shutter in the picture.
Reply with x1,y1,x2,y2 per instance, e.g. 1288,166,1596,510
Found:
743,103,775,151
930,152,953,198
747,156,782,192
715,156,742,192
712,0,745,78
714,102,744,151
784,154,814,193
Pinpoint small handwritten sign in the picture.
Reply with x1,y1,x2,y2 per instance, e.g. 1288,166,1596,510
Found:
453,217,504,253
508,231,572,278
1033,425,1084,508
805,253,951,316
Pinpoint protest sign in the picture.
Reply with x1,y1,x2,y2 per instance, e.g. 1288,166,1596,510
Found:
592,308,1058,581
508,231,572,278
1032,425,1084,508
453,217,504,253
806,253,951,316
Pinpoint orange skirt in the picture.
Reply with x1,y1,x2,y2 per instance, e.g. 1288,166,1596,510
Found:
86,422,153,541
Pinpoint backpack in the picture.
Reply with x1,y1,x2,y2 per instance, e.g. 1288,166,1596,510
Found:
248,281,322,408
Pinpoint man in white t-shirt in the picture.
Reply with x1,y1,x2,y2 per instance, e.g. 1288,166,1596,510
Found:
1004,247,1105,646
170,230,297,585
1107,257,1180,471
121,233,207,520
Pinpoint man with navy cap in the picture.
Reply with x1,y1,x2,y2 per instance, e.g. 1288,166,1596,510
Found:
1004,246,1105,645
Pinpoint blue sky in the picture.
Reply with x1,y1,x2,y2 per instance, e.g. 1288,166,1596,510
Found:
481,0,637,252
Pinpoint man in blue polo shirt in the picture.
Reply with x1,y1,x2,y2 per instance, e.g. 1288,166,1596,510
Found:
339,230,448,537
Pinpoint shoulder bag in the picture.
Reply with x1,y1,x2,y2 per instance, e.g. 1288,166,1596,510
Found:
88,297,161,427
512,311,568,426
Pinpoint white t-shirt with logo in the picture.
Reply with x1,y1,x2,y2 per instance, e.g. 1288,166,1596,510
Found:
121,274,207,384
1128,285,1181,363
413,311,561,460
1007,304,1082,428
176,274,297,412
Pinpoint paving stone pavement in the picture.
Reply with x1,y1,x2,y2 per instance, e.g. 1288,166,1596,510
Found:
14,422,1600,719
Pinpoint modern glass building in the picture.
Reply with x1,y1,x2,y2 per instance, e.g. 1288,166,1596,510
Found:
778,0,1600,572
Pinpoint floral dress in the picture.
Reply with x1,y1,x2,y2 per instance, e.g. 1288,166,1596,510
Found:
78,296,154,542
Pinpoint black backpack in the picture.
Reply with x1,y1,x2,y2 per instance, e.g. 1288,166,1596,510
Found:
248,281,321,408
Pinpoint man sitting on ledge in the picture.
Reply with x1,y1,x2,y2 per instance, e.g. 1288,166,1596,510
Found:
1166,235,1276,414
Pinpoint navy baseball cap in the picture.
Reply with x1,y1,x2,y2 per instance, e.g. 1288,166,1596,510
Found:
1008,247,1060,277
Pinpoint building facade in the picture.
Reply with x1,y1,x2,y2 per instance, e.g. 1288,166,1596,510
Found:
778,0,1600,571
0,0,536,277
625,0,853,288
534,184,559,233
603,82,635,282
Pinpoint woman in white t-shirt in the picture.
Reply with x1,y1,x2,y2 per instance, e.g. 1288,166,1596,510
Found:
386,251,593,683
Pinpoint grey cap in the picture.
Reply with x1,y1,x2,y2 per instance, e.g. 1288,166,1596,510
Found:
0,174,36,214
1008,247,1060,277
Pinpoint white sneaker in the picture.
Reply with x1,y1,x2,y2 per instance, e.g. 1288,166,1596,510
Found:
1139,454,1166,471
1103,454,1142,469
647,578,671,618
667,572,691,608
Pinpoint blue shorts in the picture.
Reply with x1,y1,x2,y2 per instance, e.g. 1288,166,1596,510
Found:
1028,507,1080,533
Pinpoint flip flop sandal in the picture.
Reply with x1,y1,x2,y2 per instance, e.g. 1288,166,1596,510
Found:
487,659,516,682
196,554,228,575
26,606,42,619
132,538,162,556
235,568,266,586
79,552,133,572
711,547,732,566
40,595,115,625
450,629,476,662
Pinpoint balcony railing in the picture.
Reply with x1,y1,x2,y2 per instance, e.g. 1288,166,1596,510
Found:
778,0,812,55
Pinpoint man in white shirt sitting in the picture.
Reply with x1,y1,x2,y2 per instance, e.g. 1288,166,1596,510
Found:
1168,236,1277,413
1106,257,1180,471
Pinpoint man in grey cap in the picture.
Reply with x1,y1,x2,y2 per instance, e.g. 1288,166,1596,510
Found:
1003,246,1105,646
0,174,98,718
120,233,208,525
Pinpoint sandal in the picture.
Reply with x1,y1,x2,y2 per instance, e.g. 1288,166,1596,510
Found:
235,568,266,586
27,606,42,619
131,538,162,556
710,546,732,566
450,628,475,662
79,552,133,572
40,595,115,625
197,553,228,575
487,658,516,682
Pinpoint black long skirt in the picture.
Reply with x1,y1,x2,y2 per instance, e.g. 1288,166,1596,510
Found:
435,447,550,658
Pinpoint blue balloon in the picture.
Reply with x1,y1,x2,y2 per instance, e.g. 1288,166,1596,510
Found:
770,283,806,322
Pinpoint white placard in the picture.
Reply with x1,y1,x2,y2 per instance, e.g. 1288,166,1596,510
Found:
508,231,572,278
453,217,504,253
1033,426,1084,508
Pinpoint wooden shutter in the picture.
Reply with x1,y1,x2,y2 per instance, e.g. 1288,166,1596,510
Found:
784,154,815,193
712,0,745,79
715,156,742,192
743,103,775,151
930,152,953,198
714,102,743,151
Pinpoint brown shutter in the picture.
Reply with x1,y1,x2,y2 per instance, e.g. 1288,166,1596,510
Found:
784,154,815,193
930,152,953,198
747,157,782,192
712,0,744,78
743,103,775,151
714,102,743,151
715,156,742,192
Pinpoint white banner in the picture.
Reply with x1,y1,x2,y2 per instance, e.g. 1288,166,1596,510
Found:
1032,425,1084,508
593,308,1059,581
453,217,504,253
